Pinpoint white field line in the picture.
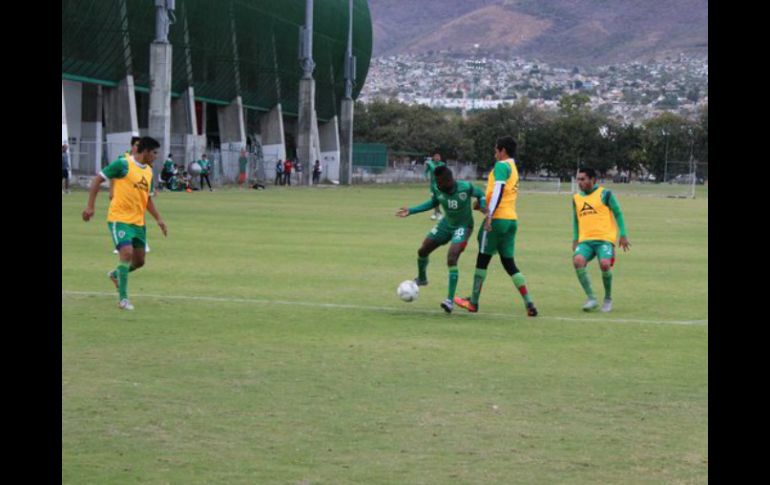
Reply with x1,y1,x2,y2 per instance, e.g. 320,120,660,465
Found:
63,290,708,326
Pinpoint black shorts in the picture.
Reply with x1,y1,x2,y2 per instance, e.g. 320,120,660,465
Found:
62,169,69,180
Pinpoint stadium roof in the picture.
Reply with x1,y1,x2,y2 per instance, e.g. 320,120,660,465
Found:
62,0,373,122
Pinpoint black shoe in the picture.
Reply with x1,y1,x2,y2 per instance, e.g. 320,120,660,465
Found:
526,302,538,317
414,278,428,286
440,298,453,313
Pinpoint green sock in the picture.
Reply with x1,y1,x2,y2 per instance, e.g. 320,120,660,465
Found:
512,272,533,305
602,269,613,300
575,267,595,299
447,266,459,300
418,256,429,281
471,268,487,305
117,261,130,300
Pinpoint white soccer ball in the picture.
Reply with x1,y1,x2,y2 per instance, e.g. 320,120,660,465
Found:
188,162,202,176
397,280,419,302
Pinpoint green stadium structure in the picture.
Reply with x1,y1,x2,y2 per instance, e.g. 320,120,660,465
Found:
62,0,372,184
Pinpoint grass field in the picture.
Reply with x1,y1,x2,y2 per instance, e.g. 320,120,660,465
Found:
62,184,708,484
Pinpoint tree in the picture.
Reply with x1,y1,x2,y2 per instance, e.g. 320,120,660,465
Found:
641,112,696,181
558,93,591,116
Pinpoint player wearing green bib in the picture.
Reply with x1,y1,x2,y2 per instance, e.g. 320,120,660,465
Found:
425,151,446,220
397,166,486,313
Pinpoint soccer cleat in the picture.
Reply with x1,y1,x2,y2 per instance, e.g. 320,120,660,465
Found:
453,296,478,313
145,244,150,253
118,299,134,311
526,302,538,317
414,277,428,286
440,298,453,313
113,249,119,255
430,213,438,220
601,298,613,312
107,271,119,291
582,298,599,311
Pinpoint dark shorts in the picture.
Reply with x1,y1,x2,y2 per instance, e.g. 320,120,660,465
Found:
62,169,69,180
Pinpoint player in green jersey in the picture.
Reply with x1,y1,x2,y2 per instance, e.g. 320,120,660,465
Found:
425,150,446,220
397,166,486,313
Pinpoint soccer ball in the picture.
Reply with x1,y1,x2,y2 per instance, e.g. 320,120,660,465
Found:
397,280,419,302
188,162,202,176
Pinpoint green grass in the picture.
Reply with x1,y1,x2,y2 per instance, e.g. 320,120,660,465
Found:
62,185,708,484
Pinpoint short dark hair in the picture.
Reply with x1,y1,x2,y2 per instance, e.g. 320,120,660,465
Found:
130,136,141,146
136,136,160,153
495,136,517,158
432,149,441,156
578,167,597,179
433,165,453,179
168,153,173,157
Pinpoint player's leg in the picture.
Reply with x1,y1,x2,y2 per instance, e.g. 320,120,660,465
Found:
498,220,537,316
454,226,494,313
417,220,450,285
130,226,148,272
574,242,598,311
416,237,441,286
597,243,615,312
441,227,470,313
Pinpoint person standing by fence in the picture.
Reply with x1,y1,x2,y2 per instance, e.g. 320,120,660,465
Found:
62,143,71,194
313,160,322,184
238,149,248,190
283,159,293,186
198,153,213,191
275,160,284,185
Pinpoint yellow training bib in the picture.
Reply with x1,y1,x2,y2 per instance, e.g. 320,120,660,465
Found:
107,156,152,226
485,159,519,220
573,187,617,243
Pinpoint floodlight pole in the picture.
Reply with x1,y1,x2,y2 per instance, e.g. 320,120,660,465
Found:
340,0,355,185
297,0,316,184
149,0,175,186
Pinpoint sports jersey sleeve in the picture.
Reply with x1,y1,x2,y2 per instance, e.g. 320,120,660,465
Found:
572,199,579,240
471,184,486,209
603,190,628,237
492,161,512,182
408,195,439,215
100,158,129,180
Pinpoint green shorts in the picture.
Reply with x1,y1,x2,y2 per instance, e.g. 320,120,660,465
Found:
575,240,615,262
478,219,518,258
427,219,473,247
108,222,147,250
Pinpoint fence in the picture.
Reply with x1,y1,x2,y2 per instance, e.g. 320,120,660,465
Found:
568,162,708,199
352,161,477,184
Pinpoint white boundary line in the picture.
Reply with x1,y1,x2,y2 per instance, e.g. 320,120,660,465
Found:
62,290,708,326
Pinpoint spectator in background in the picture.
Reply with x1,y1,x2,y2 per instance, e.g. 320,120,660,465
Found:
283,158,293,186
161,153,175,189
313,160,322,184
198,153,213,191
238,149,248,190
295,159,303,184
62,143,71,194
275,159,284,185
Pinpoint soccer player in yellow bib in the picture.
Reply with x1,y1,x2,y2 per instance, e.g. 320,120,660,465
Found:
454,136,538,317
82,137,168,311
111,137,151,255
572,167,631,312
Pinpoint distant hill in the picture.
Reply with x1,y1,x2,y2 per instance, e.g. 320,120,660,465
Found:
368,0,708,65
